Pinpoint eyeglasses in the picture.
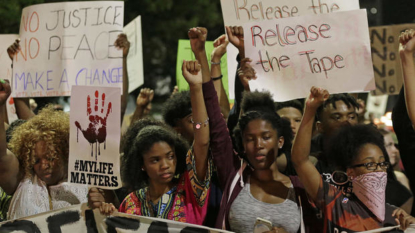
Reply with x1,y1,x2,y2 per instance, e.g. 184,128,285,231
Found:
349,161,390,171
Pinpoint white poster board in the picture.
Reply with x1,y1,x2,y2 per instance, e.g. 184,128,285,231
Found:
13,1,124,97
123,16,144,93
0,204,233,233
242,9,374,101
220,0,360,99
69,86,121,189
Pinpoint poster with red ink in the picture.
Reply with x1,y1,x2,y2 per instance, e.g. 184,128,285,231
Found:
12,1,124,97
220,0,359,99
68,85,121,189
242,9,375,101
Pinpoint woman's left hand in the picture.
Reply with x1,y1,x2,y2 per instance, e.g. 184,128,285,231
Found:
393,208,415,230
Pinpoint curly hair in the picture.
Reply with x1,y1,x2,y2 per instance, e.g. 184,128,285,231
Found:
316,94,359,122
162,91,192,127
121,118,189,191
9,106,69,178
275,99,304,115
234,91,293,160
6,119,27,144
327,124,389,171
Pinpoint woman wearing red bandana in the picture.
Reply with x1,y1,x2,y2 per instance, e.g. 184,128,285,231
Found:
292,87,415,232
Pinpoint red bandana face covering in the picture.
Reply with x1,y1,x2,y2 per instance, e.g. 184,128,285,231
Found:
352,172,387,222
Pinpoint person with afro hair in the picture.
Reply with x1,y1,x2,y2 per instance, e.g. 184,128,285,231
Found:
162,90,194,144
292,87,415,232
91,27,218,225
209,86,318,232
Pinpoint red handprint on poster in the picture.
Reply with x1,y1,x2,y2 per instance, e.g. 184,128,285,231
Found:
75,90,112,160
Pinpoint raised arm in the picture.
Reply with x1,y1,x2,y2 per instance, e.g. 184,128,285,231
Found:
7,39,35,120
182,60,209,181
291,87,328,202
130,88,154,124
399,29,415,127
0,81,22,195
211,34,230,118
187,27,212,181
114,33,130,124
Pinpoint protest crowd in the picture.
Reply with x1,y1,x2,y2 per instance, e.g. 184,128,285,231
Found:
1,1,415,233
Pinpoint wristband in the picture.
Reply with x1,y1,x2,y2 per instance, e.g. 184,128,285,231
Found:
210,60,221,65
212,75,223,81
190,117,209,129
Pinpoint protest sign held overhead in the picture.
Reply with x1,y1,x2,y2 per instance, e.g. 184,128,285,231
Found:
176,39,229,97
220,0,360,99
123,15,144,93
370,24,415,96
69,86,121,189
13,1,124,97
242,9,375,101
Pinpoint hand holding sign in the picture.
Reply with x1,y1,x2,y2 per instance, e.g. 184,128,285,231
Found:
75,90,112,160
399,29,415,55
182,60,202,86
226,26,245,57
188,27,207,54
114,33,130,58
306,86,329,110
7,39,21,61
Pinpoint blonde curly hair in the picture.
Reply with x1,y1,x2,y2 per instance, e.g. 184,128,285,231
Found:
9,105,70,178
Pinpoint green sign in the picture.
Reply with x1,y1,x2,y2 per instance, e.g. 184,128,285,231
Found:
176,40,231,101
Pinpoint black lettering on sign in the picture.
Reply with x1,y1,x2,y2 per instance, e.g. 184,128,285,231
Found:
148,221,168,233
0,220,41,233
105,217,140,233
84,209,98,233
46,210,80,233
181,226,209,233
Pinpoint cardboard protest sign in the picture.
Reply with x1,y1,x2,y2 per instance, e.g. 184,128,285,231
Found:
0,34,20,123
123,16,144,93
220,0,360,99
370,24,415,96
365,93,388,120
13,1,124,97
242,9,374,101
69,86,121,189
0,203,233,233
176,40,229,98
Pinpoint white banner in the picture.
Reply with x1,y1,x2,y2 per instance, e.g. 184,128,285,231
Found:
123,16,144,93
242,9,374,101
69,86,121,189
0,204,232,233
220,0,360,99
13,1,124,97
